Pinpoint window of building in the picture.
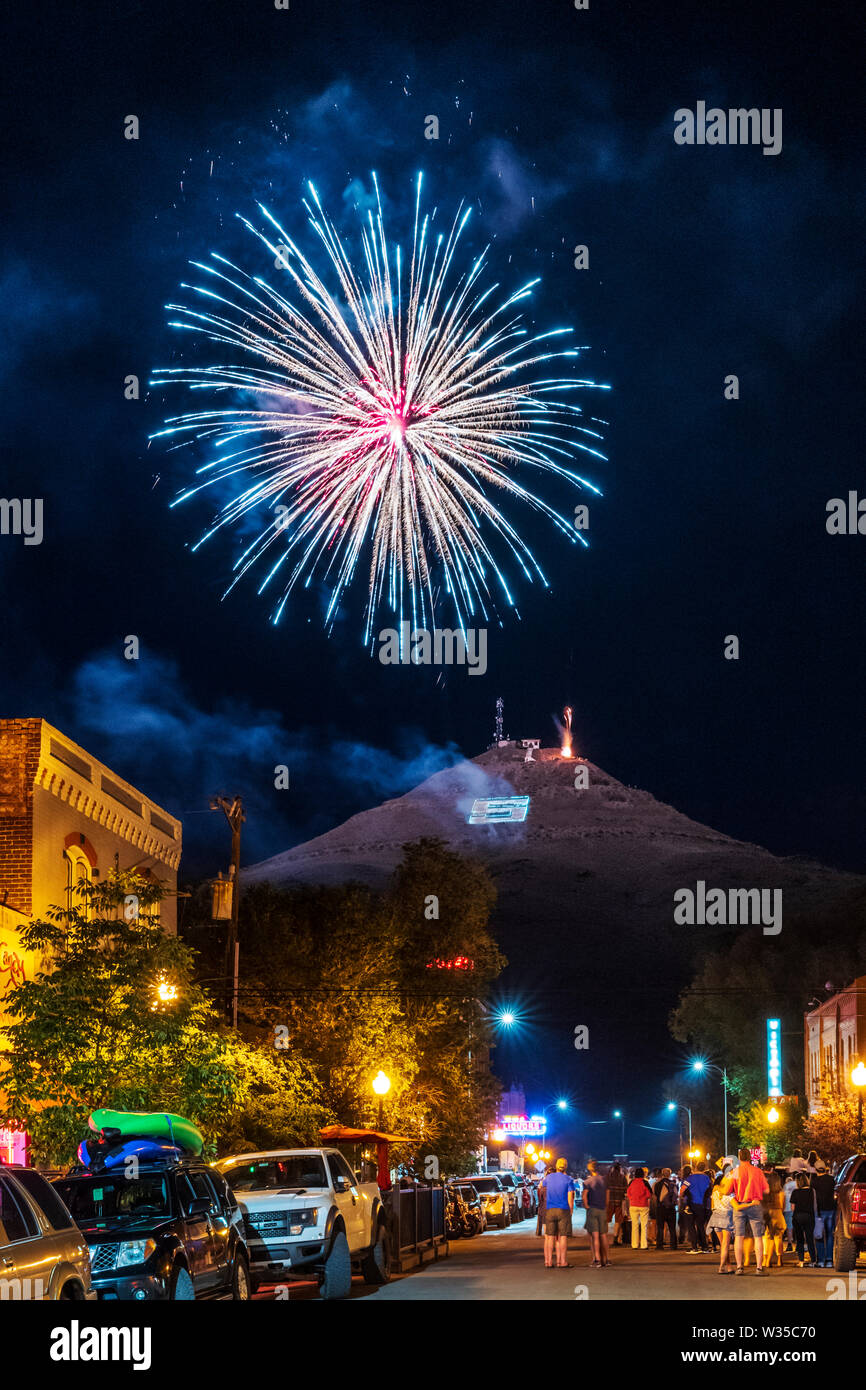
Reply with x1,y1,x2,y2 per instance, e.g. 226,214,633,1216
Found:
64,846,91,917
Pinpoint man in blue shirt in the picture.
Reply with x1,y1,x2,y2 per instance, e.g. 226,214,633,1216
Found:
683,1160,712,1252
541,1158,575,1268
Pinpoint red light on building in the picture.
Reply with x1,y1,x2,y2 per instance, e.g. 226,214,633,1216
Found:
426,956,475,970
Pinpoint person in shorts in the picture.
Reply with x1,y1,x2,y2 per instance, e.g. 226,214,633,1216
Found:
583,1160,609,1268
541,1157,574,1268
761,1164,787,1268
707,1172,735,1273
722,1148,769,1275
535,1167,548,1236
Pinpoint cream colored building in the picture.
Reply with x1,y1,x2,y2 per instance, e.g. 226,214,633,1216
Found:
0,718,182,1160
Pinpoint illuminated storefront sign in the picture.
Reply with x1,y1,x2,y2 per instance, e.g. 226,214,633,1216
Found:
767,1017,782,1098
500,1114,547,1136
468,797,530,825
0,1127,26,1164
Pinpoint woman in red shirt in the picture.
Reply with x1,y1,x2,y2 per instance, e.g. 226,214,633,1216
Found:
626,1168,654,1250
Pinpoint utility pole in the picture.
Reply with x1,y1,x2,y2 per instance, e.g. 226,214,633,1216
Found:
211,795,245,1027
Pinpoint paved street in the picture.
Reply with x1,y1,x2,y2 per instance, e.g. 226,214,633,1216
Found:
260,1211,850,1301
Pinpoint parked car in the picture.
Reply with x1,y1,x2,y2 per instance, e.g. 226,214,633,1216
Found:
54,1156,250,1300
514,1175,535,1217
217,1149,390,1299
468,1175,511,1229
446,1180,486,1233
492,1171,524,1221
832,1153,866,1271
0,1165,96,1301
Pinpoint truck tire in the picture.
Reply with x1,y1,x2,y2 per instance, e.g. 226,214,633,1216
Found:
361,1223,391,1285
58,1280,85,1300
232,1254,251,1300
170,1266,195,1300
320,1230,352,1300
833,1228,858,1272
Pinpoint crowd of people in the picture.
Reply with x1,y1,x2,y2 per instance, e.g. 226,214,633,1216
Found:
536,1147,838,1274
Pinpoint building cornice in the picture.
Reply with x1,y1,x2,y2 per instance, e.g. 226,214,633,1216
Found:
35,761,182,872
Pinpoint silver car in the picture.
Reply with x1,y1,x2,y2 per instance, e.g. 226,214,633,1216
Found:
0,1165,96,1300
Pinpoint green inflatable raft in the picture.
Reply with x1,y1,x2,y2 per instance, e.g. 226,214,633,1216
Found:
88,1109,204,1156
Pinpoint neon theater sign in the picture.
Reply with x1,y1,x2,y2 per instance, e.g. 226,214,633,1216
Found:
767,1018,782,1099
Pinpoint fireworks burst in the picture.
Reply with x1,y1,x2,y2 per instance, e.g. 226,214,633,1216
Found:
152,174,608,642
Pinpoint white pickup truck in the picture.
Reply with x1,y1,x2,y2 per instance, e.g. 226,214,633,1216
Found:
216,1148,390,1299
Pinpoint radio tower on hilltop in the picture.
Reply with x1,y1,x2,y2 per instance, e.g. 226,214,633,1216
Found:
493,696,504,746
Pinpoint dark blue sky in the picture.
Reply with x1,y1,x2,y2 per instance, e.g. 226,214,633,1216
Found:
2,0,864,1159
4,0,863,878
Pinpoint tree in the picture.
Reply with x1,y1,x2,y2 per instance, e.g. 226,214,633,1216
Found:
183,839,506,1172
2,870,328,1164
388,840,505,1172
734,1098,801,1164
801,1087,865,1167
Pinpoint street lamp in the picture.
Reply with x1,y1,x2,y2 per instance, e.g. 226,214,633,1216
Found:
526,1100,569,1174
372,1070,391,1129
692,1059,729,1157
613,1109,625,1153
852,1061,866,1146
767,1106,780,1125
667,1101,693,1168
150,975,178,1012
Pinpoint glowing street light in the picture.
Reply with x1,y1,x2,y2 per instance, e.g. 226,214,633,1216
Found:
691,1058,729,1157
151,975,178,1011
497,1010,517,1028
767,1106,780,1125
667,1100,693,1167
372,1070,391,1129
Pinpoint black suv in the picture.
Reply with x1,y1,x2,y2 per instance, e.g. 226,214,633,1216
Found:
54,1157,250,1300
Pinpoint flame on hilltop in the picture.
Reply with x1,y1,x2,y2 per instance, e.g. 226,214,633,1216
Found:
561,705,573,758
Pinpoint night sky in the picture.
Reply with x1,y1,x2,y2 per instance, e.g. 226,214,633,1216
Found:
3,0,864,1160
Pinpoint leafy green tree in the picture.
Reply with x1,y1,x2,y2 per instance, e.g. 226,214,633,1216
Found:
734,1098,802,1164
801,1087,865,1167
387,840,505,1171
2,871,327,1164
185,839,506,1170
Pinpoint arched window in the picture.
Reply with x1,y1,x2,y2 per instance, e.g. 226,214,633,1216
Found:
64,846,92,917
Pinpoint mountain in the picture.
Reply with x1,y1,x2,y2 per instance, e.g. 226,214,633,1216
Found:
245,744,857,948
243,744,862,1113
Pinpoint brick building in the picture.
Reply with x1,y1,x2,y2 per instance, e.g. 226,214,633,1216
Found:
0,718,182,1160
804,976,866,1114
